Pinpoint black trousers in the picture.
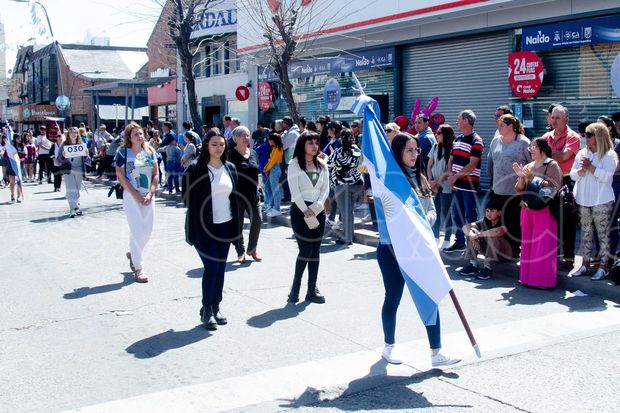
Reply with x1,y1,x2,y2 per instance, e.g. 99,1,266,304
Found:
290,202,326,293
234,198,262,256
559,176,577,258
490,192,522,258
37,154,52,182
194,221,233,308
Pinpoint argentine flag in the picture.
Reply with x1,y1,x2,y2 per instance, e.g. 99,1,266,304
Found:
351,95,452,326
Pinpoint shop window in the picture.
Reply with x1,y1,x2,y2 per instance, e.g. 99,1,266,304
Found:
193,50,202,78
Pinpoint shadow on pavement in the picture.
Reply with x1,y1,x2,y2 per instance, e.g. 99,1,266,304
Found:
247,302,311,328
63,272,135,299
186,267,203,278
126,326,210,358
279,360,466,410
499,284,609,313
350,251,377,261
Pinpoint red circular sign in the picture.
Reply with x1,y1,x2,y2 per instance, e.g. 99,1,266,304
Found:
258,82,272,112
235,85,250,101
508,51,544,99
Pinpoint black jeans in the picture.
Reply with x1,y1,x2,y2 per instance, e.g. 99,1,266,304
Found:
234,198,262,256
290,202,326,294
193,221,233,308
37,154,52,182
52,166,62,190
559,176,577,258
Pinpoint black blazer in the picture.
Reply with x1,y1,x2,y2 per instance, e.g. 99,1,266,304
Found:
182,160,241,246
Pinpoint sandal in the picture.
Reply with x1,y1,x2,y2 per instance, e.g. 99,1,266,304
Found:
134,269,148,283
237,255,246,263
126,252,135,272
248,250,262,262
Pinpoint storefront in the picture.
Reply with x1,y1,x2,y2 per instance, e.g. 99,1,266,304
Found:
7,104,59,132
257,47,396,125
514,14,620,137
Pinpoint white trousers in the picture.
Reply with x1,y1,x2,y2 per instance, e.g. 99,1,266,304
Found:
122,194,154,271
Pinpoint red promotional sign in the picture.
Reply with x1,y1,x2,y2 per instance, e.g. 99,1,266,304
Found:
508,52,544,99
235,85,250,101
258,82,272,112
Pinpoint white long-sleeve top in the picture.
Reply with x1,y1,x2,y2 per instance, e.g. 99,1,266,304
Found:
569,148,617,207
287,157,330,214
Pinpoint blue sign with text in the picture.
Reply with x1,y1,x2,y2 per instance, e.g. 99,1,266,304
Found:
323,79,341,111
258,48,395,82
522,15,620,51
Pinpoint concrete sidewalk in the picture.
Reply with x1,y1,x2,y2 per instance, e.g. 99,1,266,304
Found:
86,175,620,303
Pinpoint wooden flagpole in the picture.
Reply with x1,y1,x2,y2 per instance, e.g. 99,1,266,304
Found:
449,289,481,358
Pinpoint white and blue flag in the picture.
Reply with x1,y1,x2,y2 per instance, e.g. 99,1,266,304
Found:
352,95,452,326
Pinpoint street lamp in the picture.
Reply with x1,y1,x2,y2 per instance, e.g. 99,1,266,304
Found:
64,70,105,126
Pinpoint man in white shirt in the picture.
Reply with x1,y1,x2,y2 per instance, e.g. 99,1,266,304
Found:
35,125,52,184
281,116,301,202
93,125,112,156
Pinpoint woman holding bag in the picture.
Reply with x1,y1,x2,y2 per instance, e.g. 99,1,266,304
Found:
287,131,330,304
115,122,159,284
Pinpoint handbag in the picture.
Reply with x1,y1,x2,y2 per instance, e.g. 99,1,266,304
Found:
58,160,71,175
521,160,557,210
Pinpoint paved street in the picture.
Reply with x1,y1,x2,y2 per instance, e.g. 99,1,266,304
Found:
2,180,620,413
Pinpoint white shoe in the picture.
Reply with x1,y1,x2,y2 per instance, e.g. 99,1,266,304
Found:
591,268,607,281
431,352,461,367
326,219,336,226
572,266,587,277
381,344,402,364
333,221,344,230
266,209,282,217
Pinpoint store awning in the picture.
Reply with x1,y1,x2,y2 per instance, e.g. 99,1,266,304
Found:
81,76,176,93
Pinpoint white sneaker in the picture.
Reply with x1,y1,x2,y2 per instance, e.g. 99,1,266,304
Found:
333,221,344,230
266,209,282,217
591,268,607,281
326,219,336,226
572,266,587,277
431,352,461,367
381,344,402,364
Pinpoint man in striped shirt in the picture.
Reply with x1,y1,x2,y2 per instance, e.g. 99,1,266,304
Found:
444,110,484,253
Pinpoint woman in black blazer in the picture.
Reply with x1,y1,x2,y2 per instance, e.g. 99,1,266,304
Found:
183,130,240,330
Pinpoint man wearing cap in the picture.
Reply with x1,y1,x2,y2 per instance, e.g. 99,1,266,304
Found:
543,105,580,262
35,125,52,184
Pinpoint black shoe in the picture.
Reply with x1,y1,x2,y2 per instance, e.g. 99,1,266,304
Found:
443,243,466,253
287,293,299,303
75,208,83,216
212,305,227,325
459,264,479,276
476,267,493,280
305,288,326,304
335,238,352,245
200,306,217,330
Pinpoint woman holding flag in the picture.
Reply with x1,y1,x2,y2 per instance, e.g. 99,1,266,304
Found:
378,132,460,367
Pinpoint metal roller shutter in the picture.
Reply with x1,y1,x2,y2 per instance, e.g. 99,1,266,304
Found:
512,41,620,138
402,32,512,191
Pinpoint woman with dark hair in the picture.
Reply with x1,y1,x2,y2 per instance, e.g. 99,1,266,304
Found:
183,131,240,330
286,131,330,304
181,131,197,167
328,128,363,245
427,124,456,247
263,132,284,216
513,137,562,288
323,121,342,227
379,133,458,367
115,122,159,283
24,131,37,182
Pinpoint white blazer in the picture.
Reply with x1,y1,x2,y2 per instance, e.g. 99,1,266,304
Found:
287,157,330,214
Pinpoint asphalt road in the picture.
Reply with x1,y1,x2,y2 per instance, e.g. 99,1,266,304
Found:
2,180,619,413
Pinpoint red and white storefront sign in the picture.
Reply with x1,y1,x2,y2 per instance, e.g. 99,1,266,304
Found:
258,82,272,111
508,51,544,99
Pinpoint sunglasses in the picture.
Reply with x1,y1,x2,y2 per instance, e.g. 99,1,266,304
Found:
585,131,595,139
436,130,443,135
384,129,392,133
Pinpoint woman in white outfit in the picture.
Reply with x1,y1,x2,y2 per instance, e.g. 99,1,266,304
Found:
115,122,159,283
59,127,87,217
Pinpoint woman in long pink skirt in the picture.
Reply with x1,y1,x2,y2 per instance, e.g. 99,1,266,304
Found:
513,137,563,288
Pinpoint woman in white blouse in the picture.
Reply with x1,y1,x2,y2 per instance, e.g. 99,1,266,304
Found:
286,131,330,304
570,123,618,280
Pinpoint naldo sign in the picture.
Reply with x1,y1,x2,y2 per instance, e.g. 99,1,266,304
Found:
191,0,237,39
